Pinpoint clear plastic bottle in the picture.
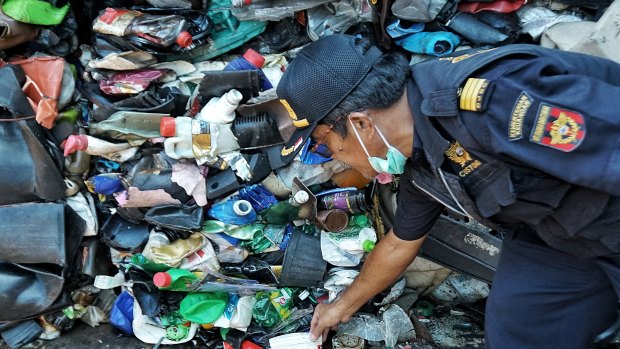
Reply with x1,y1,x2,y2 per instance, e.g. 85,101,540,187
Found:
89,111,168,142
230,0,333,21
93,8,193,48
261,191,309,225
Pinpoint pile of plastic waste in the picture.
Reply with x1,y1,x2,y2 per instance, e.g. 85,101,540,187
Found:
0,0,617,348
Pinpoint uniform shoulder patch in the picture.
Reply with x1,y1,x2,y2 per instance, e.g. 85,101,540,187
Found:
459,78,492,112
529,103,586,152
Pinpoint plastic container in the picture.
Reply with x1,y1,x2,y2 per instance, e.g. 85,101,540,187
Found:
143,231,205,267
153,268,201,291
198,89,243,124
178,240,221,273
319,190,370,214
279,228,326,287
63,135,138,162
131,253,171,273
261,191,309,225
160,116,240,161
230,0,332,21
224,49,273,91
208,199,257,226
93,8,192,48
179,292,228,324
89,111,167,141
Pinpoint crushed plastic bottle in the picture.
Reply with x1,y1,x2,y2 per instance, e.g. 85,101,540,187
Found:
260,191,309,225
224,49,273,91
93,8,193,48
208,199,257,226
63,135,139,163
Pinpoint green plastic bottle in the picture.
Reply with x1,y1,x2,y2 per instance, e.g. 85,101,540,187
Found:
261,191,309,225
131,253,170,273
153,269,202,291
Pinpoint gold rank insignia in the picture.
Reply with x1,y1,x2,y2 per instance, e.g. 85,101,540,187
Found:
445,141,482,177
459,78,490,112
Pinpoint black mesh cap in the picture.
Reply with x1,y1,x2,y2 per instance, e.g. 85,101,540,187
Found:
277,34,382,162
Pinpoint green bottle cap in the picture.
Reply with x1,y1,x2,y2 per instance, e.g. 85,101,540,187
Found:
362,240,375,252
353,214,369,227
166,325,190,341
131,254,146,265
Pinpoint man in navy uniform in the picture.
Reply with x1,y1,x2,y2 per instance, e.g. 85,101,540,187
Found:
277,34,620,348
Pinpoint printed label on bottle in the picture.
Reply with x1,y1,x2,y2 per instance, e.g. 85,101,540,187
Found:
94,9,139,36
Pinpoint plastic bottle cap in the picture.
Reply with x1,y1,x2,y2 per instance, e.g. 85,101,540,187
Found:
362,240,375,252
354,214,369,227
131,254,146,265
153,272,172,287
233,200,253,216
293,191,310,204
160,117,177,137
176,31,193,48
241,340,263,349
242,48,265,68
63,135,88,156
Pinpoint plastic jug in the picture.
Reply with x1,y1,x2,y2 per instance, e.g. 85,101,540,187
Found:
208,199,257,226
199,89,243,124
261,191,309,225
160,116,240,160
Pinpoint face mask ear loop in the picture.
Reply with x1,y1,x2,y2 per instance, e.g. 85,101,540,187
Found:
372,124,391,148
348,115,372,158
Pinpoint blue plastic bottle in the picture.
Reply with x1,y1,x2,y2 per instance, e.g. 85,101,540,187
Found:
208,199,257,225
224,48,273,91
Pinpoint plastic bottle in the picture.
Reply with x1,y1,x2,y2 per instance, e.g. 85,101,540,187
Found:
223,49,273,91
143,231,206,267
93,8,193,48
153,268,201,291
230,0,332,21
198,89,243,124
208,199,257,226
350,214,370,228
178,240,221,273
160,116,240,160
261,191,310,225
63,135,138,162
89,111,167,141
131,253,171,273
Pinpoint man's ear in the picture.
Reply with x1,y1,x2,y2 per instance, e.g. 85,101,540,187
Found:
348,111,375,140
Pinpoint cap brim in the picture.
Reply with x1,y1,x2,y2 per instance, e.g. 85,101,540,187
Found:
279,123,317,164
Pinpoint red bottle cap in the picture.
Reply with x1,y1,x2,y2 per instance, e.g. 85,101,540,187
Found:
243,48,265,68
176,31,193,48
153,272,172,287
244,0,252,4
63,135,88,156
160,116,177,137
241,340,263,349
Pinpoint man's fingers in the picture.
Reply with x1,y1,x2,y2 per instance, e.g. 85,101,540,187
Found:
309,313,321,341
322,327,330,342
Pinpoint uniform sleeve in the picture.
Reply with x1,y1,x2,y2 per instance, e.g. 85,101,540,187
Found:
461,55,620,196
393,166,444,241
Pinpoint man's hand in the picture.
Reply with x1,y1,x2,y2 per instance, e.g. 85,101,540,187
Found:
309,230,426,342
310,301,352,341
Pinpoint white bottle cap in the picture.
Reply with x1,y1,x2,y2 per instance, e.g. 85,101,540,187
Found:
293,191,309,204
233,200,253,216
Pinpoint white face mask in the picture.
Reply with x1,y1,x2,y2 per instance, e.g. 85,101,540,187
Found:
349,117,407,179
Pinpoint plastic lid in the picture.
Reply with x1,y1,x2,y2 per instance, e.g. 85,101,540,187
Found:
153,272,172,287
63,134,88,156
233,200,253,216
243,48,265,68
353,214,369,227
362,240,375,252
131,254,146,265
176,31,193,48
293,191,310,204
160,116,177,137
